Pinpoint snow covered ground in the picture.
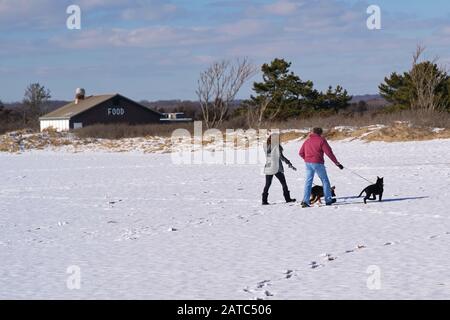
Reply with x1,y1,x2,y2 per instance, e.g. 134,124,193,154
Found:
0,139,449,299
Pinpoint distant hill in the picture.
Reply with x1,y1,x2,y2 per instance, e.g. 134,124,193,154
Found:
351,94,388,109
3,96,388,117
4,100,69,113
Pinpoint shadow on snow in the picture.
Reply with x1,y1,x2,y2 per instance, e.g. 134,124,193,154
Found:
336,196,429,204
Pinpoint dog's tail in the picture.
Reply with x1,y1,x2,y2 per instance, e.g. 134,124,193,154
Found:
358,188,366,198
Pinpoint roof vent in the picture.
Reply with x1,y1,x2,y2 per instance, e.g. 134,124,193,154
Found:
75,88,85,104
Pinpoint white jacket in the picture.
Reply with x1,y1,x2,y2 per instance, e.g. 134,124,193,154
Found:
263,142,283,175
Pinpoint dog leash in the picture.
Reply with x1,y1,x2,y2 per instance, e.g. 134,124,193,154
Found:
345,168,374,184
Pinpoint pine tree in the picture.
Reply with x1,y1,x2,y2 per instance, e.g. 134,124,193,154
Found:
316,85,352,113
379,72,414,109
379,61,450,111
248,58,316,120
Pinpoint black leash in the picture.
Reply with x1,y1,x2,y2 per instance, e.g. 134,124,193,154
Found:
345,168,374,184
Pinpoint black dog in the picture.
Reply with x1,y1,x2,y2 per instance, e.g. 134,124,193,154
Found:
310,185,336,205
358,177,384,204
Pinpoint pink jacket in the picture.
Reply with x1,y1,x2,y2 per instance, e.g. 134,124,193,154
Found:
299,133,340,165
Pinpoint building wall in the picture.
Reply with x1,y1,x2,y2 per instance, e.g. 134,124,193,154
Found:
40,119,70,132
69,95,161,129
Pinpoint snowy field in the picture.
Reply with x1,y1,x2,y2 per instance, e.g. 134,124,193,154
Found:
0,139,449,299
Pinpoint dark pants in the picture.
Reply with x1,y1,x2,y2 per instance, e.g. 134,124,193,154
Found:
263,172,289,195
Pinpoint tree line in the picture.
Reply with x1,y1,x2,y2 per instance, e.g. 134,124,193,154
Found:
196,57,352,128
0,83,52,133
1,46,449,134
379,46,450,112
197,47,450,128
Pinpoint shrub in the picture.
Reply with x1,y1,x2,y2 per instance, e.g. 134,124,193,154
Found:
74,123,194,139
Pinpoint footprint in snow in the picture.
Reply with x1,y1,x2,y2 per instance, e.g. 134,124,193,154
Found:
264,290,274,297
310,261,324,269
256,280,271,289
284,270,294,279
321,253,337,261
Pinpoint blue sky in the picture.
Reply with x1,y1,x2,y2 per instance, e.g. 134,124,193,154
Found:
1,0,449,102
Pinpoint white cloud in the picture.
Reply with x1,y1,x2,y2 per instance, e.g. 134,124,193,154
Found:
218,19,268,37
121,3,178,20
51,26,214,49
263,0,302,16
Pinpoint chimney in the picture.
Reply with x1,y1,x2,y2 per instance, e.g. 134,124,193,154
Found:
75,88,85,104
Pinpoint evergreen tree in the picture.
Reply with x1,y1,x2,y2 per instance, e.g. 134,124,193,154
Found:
379,72,414,109
316,85,352,113
379,61,450,111
246,58,352,120
248,58,316,120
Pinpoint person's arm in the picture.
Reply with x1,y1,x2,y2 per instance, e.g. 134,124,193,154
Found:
299,142,305,160
322,139,341,167
280,146,297,170
279,146,292,165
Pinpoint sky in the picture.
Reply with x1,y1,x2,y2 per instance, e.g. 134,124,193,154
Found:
0,0,449,102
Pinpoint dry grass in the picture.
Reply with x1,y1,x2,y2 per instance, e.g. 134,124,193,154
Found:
280,131,308,143
74,123,193,139
260,109,450,131
1,110,450,153
323,123,450,142
364,125,450,142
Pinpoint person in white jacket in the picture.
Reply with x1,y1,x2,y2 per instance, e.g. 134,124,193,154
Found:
262,133,297,205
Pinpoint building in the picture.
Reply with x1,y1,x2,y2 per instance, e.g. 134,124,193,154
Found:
160,112,193,123
39,89,163,132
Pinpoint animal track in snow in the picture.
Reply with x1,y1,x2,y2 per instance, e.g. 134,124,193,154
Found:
320,253,338,261
241,230,450,299
284,269,294,279
244,269,302,300
256,280,271,289
310,261,324,269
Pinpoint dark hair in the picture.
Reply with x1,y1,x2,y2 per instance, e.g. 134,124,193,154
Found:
313,127,323,135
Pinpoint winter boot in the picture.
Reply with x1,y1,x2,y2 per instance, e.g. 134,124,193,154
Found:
283,191,296,203
301,202,310,208
262,193,269,205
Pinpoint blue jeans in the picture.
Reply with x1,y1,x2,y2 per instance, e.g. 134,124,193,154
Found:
303,163,332,205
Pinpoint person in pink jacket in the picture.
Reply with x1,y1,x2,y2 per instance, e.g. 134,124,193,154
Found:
299,128,344,207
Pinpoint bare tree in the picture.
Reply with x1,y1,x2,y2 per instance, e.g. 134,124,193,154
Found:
23,83,51,123
410,45,448,111
245,95,282,129
196,58,256,128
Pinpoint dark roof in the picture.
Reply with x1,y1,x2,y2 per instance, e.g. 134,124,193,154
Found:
40,95,116,120
39,94,162,120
